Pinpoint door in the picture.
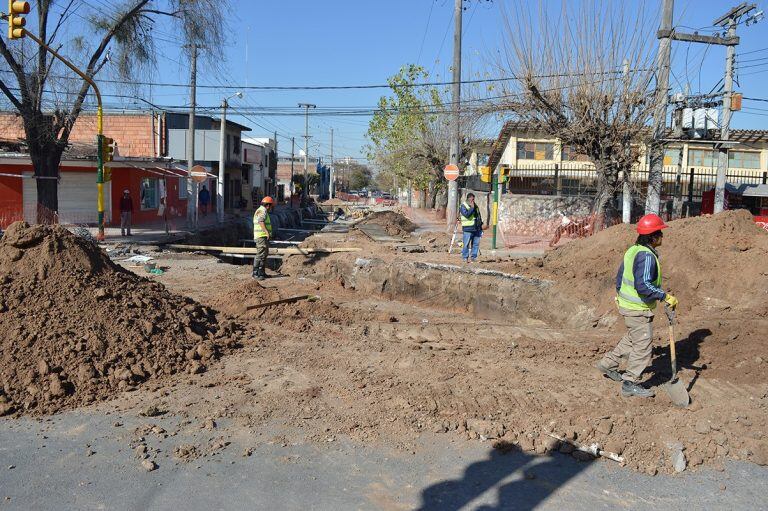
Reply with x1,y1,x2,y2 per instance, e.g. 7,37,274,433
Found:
23,171,111,225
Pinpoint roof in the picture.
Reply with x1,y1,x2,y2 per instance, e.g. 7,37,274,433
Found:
741,183,768,197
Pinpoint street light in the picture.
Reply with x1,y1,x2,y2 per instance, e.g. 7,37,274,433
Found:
218,91,243,223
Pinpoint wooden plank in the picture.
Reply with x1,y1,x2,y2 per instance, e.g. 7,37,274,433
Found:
357,223,404,243
243,294,319,312
165,244,361,255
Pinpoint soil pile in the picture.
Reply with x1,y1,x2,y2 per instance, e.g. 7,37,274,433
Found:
0,222,239,416
543,210,768,315
357,210,417,236
211,279,371,327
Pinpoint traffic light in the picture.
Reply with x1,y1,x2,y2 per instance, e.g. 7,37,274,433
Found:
499,165,511,183
479,165,492,183
103,167,112,183
100,135,115,162
7,1,30,40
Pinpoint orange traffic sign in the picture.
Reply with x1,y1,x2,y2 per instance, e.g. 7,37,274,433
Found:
190,165,208,183
444,164,460,181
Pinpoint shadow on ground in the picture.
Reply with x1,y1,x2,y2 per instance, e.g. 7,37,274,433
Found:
417,444,592,510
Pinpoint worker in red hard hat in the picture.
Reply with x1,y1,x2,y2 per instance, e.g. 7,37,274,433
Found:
596,213,678,399
252,196,275,280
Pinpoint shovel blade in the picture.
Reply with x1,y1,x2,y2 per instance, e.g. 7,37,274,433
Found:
664,378,690,408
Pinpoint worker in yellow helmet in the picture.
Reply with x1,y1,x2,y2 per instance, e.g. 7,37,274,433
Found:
252,196,274,280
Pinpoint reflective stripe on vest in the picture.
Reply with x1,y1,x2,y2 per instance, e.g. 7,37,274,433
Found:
616,244,662,311
460,202,476,227
253,206,272,238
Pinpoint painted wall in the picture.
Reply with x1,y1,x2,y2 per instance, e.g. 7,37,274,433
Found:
0,167,23,228
110,168,188,225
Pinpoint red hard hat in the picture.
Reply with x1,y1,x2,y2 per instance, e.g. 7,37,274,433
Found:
261,196,274,205
636,214,669,234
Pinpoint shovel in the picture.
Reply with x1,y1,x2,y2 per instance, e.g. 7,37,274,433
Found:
663,305,690,408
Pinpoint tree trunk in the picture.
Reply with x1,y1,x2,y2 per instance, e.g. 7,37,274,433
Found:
426,180,435,209
25,115,65,225
418,189,427,209
592,162,620,231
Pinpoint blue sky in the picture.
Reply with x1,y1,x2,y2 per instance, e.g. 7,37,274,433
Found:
11,0,768,163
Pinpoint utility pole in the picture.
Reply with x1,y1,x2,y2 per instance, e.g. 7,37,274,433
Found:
218,92,242,224
622,59,633,223
714,4,758,213
446,0,463,226
290,137,295,202
273,130,278,200
186,43,198,230
298,103,316,202
330,128,335,199
646,2,758,216
645,0,674,216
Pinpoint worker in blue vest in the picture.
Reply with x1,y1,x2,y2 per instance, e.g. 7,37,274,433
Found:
596,213,679,398
252,196,274,280
459,193,483,263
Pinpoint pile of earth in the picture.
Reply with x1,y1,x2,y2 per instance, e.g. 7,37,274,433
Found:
210,279,372,327
356,210,417,236
540,209,768,316
0,222,242,417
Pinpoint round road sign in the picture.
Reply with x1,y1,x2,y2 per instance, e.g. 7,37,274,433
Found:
190,165,208,183
444,164,460,181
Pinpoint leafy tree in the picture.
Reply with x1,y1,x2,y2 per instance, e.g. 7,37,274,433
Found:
0,0,227,223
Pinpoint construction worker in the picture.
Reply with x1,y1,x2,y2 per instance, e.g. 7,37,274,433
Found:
596,213,679,398
459,193,483,263
252,196,274,280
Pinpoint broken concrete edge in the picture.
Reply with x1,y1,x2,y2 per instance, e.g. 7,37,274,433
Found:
412,261,553,288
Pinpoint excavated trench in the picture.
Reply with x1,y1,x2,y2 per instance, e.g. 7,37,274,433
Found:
302,255,601,329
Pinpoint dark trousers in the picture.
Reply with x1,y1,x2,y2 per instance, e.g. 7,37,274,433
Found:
252,237,269,276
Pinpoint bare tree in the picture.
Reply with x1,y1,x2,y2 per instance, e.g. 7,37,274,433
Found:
0,0,227,223
495,1,659,224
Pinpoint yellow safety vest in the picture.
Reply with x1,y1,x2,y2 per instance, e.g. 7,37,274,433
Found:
460,202,476,228
616,244,662,311
253,206,272,238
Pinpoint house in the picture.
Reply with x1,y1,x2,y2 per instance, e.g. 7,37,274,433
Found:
0,109,265,228
165,113,251,211
0,110,190,228
474,121,768,211
277,155,319,202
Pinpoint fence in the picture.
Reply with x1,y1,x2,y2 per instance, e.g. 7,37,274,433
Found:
500,163,767,206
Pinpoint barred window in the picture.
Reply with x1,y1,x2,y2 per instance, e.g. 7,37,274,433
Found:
517,141,554,160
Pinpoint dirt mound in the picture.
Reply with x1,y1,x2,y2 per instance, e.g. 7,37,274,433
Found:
543,210,768,315
210,279,371,327
0,222,240,417
357,210,417,236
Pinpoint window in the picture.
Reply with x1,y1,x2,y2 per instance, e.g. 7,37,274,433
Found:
688,149,716,167
233,137,241,157
517,141,554,160
561,145,589,162
140,178,159,209
663,148,682,166
179,177,188,199
728,151,760,169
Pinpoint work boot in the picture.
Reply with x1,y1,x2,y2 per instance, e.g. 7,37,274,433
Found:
252,263,265,280
595,361,622,382
621,380,655,398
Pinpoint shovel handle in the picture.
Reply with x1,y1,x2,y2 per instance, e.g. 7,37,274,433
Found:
668,324,678,380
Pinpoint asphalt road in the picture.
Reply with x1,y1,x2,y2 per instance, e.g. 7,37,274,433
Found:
0,412,766,510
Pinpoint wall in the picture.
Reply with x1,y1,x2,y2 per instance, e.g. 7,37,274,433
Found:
497,194,593,238
109,168,188,225
0,167,23,228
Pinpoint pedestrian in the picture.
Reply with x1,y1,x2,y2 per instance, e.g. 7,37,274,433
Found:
459,193,483,263
252,196,274,280
596,214,679,398
199,185,211,216
119,189,133,237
